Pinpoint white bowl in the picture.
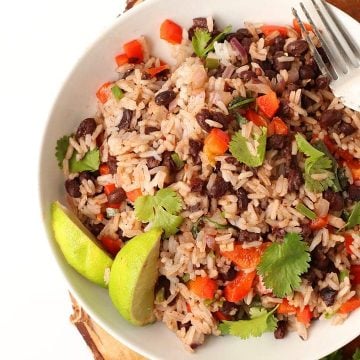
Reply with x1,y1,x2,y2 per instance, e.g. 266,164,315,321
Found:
39,0,360,358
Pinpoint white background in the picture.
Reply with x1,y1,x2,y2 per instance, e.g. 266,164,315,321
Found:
1,1,123,358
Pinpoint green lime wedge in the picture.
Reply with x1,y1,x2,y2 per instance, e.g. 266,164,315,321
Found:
109,228,162,326
51,201,113,287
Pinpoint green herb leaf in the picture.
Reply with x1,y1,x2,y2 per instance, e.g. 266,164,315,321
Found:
205,57,220,69
155,288,165,303
111,85,124,100
320,349,343,360
181,273,190,283
339,269,349,282
228,96,255,110
229,127,267,167
69,149,100,173
171,153,184,170
296,203,316,220
219,307,278,339
353,348,360,360
345,202,360,230
55,135,70,168
295,134,336,193
134,188,183,236
257,232,310,297
234,112,248,125
192,29,212,58
204,217,229,229
191,218,203,239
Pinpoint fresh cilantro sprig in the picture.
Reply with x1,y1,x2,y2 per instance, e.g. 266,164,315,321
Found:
320,347,360,360
134,188,183,236
192,25,232,58
257,233,310,298
295,134,336,193
219,307,278,339
228,96,255,110
229,127,267,167
55,135,70,168
69,149,100,173
344,202,360,230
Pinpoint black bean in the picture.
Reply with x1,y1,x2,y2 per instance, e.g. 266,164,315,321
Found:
211,112,232,130
320,287,338,307
302,95,315,110
287,40,309,56
299,65,316,80
267,134,290,150
190,177,205,193
225,156,239,165
107,156,118,174
323,190,344,212
155,90,177,107
264,69,277,79
301,222,313,239
187,203,202,212
193,17,207,28
189,139,203,165
144,126,159,134
316,75,330,89
274,320,288,339
155,68,170,81
241,37,253,52
161,150,176,172
236,188,249,213
239,70,256,81
208,175,231,199
273,51,292,71
155,275,171,299
222,266,238,282
287,168,303,192
273,36,285,51
107,187,126,205
118,109,133,130
348,184,360,201
287,83,301,91
312,245,330,271
238,230,260,242
319,109,343,128
86,221,105,237
65,178,81,198
196,109,212,132
303,267,323,286
146,156,161,169
79,171,98,183
75,118,97,140
276,99,293,119
337,121,356,136
220,301,238,316
177,321,191,331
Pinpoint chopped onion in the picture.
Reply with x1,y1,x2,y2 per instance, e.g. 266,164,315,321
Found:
229,37,248,65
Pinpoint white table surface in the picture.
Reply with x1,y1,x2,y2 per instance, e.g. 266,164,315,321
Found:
0,1,123,358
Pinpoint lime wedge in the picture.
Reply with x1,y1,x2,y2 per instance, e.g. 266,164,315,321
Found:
109,228,162,326
51,201,113,287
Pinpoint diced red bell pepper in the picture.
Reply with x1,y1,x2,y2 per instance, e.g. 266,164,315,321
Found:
345,234,354,255
123,39,144,62
296,306,313,325
204,128,230,163
347,160,360,181
221,243,268,270
323,135,337,154
293,18,313,35
277,299,297,314
245,109,268,128
104,183,116,196
224,271,256,303
336,149,353,162
160,19,183,44
338,298,360,314
99,163,110,175
268,117,289,136
145,64,169,77
126,188,142,202
214,310,231,321
96,82,112,104
99,235,123,257
188,276,218,299
256,92,280,118
115,53,129,66
310,216,329,230
96,213,104,222
350,265,360,285
260,25,288,37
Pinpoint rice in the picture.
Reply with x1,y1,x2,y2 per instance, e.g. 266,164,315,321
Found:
56,16,360,351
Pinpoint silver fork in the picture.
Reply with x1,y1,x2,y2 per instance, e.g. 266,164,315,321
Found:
292,0,360,111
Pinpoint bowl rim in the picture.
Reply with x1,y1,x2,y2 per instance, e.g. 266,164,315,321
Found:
38,0,360,358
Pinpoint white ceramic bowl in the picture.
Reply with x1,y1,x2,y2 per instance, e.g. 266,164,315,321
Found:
40,0,360,358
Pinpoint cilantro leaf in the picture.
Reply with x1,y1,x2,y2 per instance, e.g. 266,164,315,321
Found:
192,25,232,58
257,233,310,297
55,135,70,168
345,202,360,230
229,127,267,167
192,29,212,58
295,134,336,193
228,97,255,110
134,188,183,236
219,307,278,339
353,348,360,360
69,149,100,173
320,349,343,360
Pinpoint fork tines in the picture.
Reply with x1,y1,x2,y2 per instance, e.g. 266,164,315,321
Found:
292,0,360,81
